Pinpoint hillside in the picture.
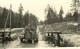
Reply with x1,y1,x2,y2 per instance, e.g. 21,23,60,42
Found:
39,22,79,34
39,22,80,47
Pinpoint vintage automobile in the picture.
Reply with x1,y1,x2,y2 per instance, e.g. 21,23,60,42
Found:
19,25,38,43
0,30,13,44
0,28,23,43
44,31,63,47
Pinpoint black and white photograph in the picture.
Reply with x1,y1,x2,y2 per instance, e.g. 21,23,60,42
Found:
0,0,80,48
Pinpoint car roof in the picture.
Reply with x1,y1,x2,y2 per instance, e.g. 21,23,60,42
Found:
45,31,62,34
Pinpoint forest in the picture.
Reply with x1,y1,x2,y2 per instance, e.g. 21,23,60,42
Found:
40,0,80,25
0,4,38,28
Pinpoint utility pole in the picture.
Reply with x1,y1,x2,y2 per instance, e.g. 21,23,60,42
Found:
9,4,12,36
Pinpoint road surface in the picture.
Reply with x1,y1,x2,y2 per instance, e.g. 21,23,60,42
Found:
0,26,55,48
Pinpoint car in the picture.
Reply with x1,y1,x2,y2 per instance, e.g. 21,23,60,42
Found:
19,26,38,43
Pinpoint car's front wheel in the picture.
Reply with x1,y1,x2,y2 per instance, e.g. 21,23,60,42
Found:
20,38,24,43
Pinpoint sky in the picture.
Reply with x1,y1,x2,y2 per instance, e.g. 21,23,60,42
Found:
0,0,72,21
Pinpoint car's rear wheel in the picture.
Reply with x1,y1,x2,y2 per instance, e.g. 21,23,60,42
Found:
34,39,38,43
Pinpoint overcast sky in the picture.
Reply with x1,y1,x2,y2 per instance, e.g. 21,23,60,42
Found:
0,0,72,21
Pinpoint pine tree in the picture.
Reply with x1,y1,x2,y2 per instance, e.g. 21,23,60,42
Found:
18,3,23,27
23,11,29,26
70,0,80,22
59,6,64,22
0,8,8,28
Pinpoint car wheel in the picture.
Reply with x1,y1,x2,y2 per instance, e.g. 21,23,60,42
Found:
20,38,23,43
35,39,38,43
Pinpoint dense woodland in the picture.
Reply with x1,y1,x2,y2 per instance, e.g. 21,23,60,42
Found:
40,0,80,25
0,4,38,28
0,0,80,28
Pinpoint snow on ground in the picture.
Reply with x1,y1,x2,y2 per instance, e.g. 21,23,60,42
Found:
39,22,80,47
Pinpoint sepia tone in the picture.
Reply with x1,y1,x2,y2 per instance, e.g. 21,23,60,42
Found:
0,0,80,48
